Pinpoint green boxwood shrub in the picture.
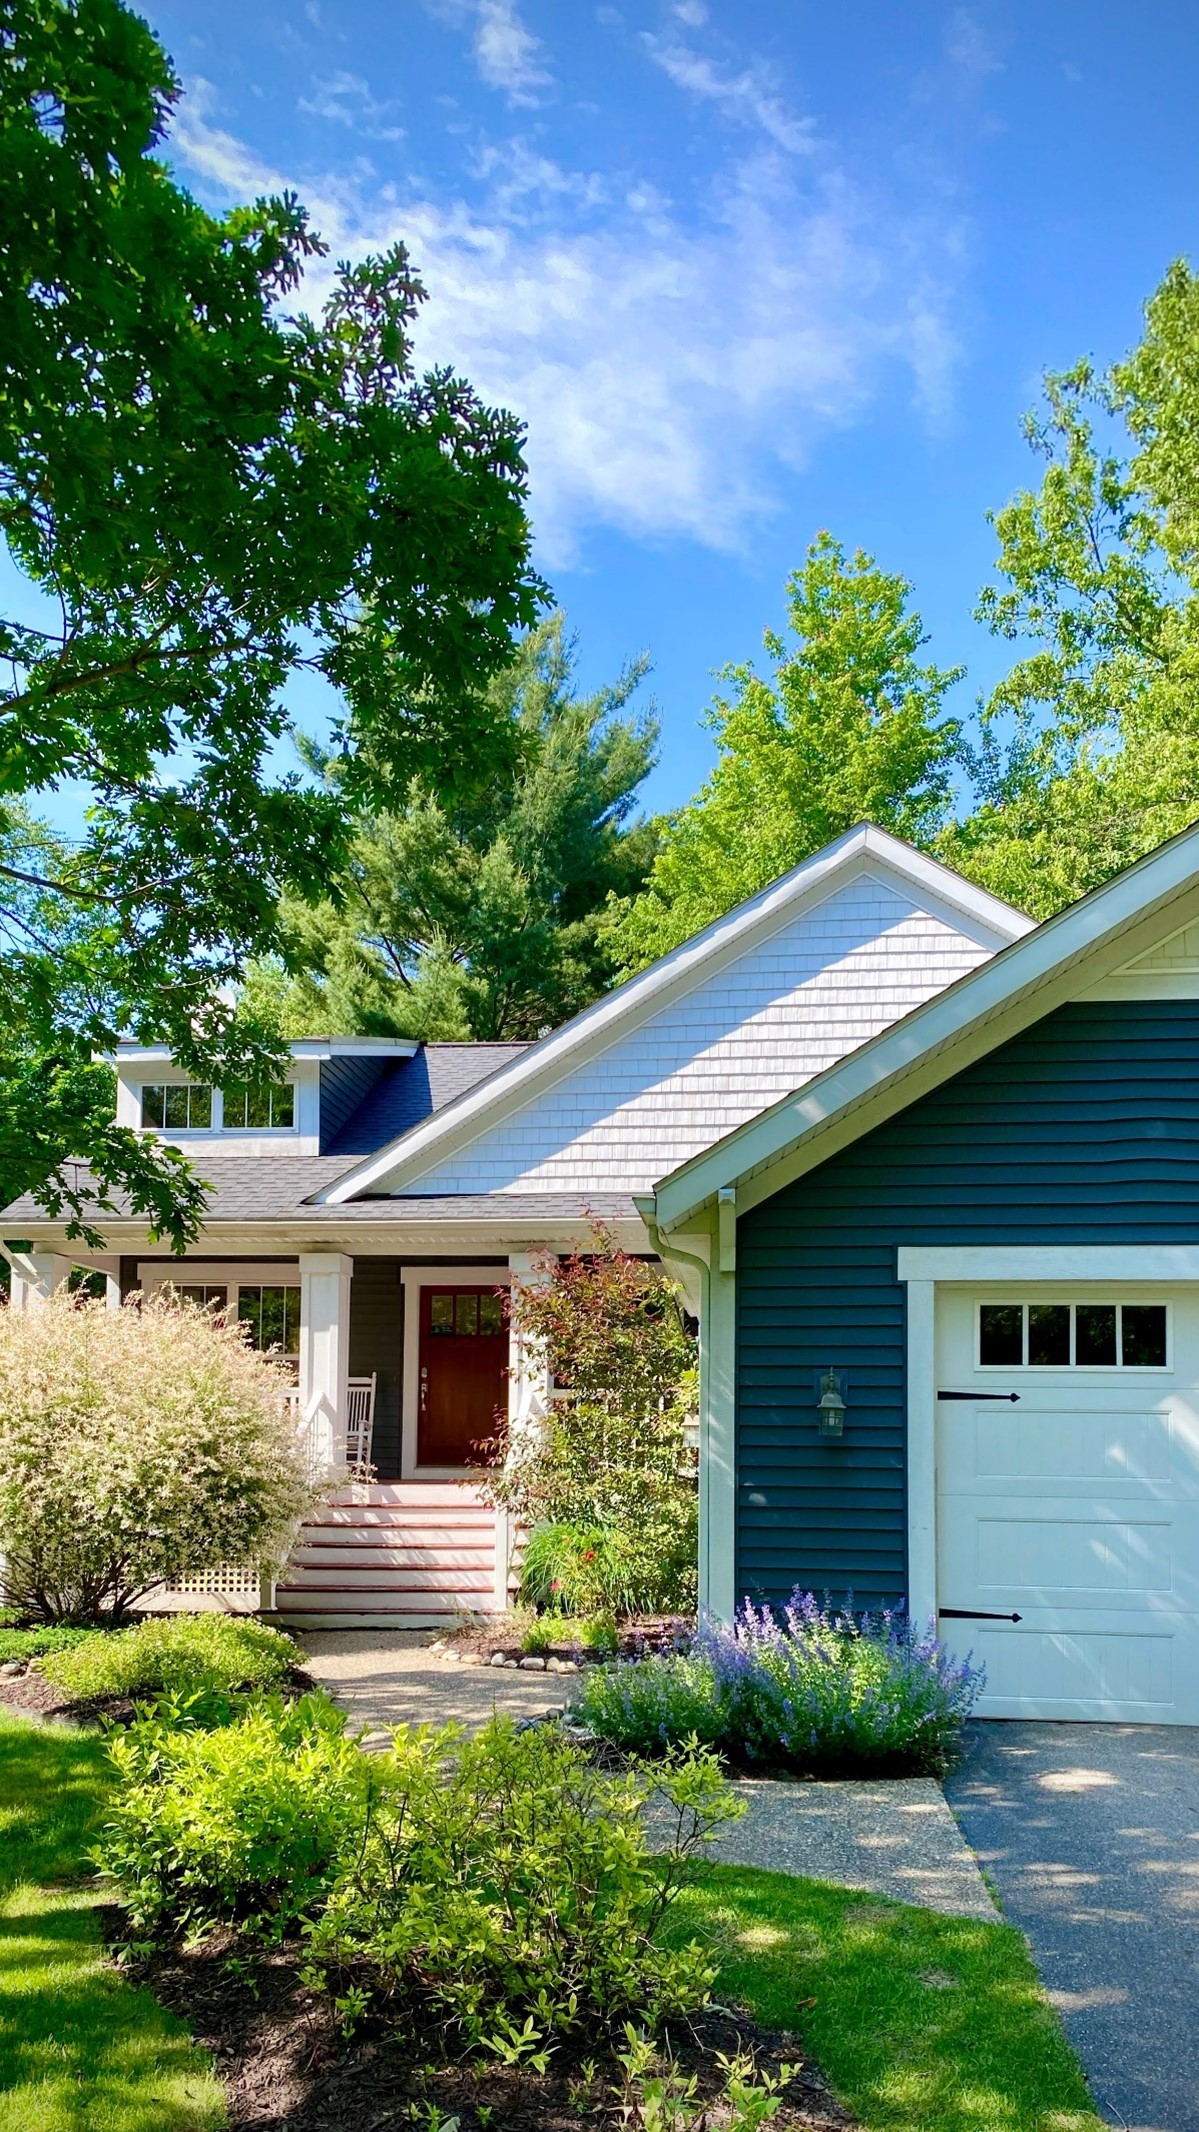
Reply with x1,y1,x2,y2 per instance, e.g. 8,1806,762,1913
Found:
96,1690,369,1937
42,1612,300,1703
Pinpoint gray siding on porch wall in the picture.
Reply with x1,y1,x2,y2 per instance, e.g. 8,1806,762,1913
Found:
348,1259,404,1479
735,999,1199,1612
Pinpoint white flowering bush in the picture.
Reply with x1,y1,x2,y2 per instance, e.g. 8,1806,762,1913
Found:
0,1290,316,1622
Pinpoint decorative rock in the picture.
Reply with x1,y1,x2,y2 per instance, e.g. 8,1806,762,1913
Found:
0,1660,24,1679
443,1650,461,1663
489,1651,508,1667
545,1655,564,1674
503,1658,520,1669
556,1658,580,1672
518,1654,547,1671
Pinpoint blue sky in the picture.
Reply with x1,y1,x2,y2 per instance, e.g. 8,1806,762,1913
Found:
45,2,1199,813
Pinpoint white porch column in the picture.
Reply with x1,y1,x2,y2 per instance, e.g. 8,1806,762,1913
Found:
501,1251,553,1609
298,1253,353,1475
9,1252,72,1310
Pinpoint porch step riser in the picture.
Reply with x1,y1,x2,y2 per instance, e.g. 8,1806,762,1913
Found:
326,1485,488,1508
275,1603,475,1620
293,1547,494,1571
275,1603,499,1611
308,1517,495,1538
281,1567,494,1594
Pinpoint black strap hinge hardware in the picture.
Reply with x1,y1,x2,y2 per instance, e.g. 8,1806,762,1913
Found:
940,1607,1023,1623
937,1389,1020,1402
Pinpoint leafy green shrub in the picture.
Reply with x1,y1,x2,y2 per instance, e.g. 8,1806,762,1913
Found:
576,1649,723,1751
482,1226,698,1614
0,1289,316,1622
520,1521,644,1616
578,1611,620,1656
42,1613,299,1704
305,1715,742,2044
95,1690,369,1938
518,1614,557,1655
576,1595,984,1777
0,1623,104,1666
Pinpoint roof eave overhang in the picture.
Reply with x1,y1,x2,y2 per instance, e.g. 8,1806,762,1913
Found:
651,825,1199,1234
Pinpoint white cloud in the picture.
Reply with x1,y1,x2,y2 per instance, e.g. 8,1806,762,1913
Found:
673,0,709,25
299,71,404,141
174,93,962,566
641,33,815,154
428,1,551,106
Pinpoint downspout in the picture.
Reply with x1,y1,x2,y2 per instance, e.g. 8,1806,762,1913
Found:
635,1195,714,1614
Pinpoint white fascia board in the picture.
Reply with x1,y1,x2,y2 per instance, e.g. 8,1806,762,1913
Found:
317,826,1031,1207
897,1245,1199,1283
113,1037,418,1065
653,822,1199,1232
17,1215,653,1258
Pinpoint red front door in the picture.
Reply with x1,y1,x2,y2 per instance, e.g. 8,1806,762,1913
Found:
417,1286,507,1467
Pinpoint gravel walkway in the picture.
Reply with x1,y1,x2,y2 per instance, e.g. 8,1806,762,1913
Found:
299,1630,996,1921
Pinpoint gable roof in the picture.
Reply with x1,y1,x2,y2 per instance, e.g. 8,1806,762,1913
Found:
316,825,1031,1206
650,817,1199,1234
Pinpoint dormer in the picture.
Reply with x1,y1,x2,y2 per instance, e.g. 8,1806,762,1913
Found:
114,1038,418,1157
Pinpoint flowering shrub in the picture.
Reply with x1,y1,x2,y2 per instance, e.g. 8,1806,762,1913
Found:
575,1593,984,1777
0,1290,315,1622
520,1519,644,1615
482,1223,698,1613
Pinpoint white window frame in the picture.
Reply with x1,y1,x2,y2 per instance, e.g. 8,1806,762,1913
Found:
139,1080,217,1133
975,1297,1172,1373
138,1262,302,1358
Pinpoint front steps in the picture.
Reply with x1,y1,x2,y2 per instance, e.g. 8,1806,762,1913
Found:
274,1481,505,1630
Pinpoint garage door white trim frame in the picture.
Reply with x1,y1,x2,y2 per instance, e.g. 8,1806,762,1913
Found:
897,1245,1199,1628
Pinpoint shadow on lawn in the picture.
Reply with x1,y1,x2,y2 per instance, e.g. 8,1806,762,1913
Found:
0,1715,223,2132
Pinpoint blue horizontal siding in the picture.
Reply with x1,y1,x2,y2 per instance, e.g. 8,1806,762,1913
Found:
735,999,1199,1611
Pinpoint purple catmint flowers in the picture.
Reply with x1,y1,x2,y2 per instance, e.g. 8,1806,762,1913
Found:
575,1592,984,1777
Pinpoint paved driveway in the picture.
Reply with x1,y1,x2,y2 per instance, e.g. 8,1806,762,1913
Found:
946,1721,1199,2132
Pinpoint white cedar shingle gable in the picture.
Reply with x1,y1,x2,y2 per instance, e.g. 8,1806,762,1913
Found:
404,877,995,1197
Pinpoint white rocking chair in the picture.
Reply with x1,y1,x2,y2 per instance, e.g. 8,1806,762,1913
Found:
346,1374,377,1467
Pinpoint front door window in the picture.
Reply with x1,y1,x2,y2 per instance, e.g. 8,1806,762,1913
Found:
418,1286,507,1467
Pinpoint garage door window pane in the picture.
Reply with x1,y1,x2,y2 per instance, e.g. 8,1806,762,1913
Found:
1121,1305,1167,1367
1028,1304,1070,1366
1075,1303,1117,1366
980,1304,1023,1365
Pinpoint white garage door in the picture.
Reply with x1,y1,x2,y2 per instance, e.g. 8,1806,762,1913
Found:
936,1287,1199,1722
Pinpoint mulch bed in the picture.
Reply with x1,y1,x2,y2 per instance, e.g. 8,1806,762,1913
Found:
443,1616,693,1667
107,1914,859,2132
0,1661,318,1729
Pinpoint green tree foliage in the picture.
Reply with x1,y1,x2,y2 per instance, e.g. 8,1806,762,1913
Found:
606,534,961,971
0,0,540,1242
942,262,1199,916
243,615,658,1040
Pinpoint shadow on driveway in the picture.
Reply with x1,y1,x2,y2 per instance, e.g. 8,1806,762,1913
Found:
946,1720,1199,2132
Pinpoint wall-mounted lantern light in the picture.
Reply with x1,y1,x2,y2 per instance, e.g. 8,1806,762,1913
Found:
815,1366,848,1438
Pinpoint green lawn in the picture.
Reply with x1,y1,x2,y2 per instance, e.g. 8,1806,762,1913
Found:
0,1711,224,2131
667,1863,1105,2132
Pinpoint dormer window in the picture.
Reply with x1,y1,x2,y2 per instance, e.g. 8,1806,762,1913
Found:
141,1082,212,1130
224,1082,295,1131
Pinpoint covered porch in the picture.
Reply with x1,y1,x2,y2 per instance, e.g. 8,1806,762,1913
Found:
7,1245,553,1627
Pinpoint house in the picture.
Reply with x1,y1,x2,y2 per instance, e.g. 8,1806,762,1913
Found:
10,816,1199,1727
